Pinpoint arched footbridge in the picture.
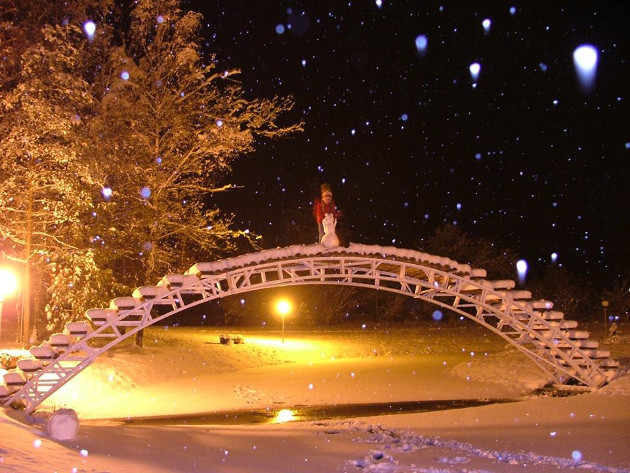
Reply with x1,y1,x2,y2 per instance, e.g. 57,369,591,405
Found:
1,243,621,414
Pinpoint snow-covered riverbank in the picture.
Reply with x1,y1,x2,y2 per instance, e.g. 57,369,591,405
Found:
2,322,629,472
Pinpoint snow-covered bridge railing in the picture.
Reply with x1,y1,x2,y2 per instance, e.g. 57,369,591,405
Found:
2,243,620,414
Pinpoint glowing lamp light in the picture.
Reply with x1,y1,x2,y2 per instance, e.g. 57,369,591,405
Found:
275,298,293,344
0,269,18,300
482,18,491,33
0,268,19,342
276,299,292,317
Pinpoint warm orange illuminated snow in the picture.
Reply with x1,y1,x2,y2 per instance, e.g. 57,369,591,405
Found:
2,323,629,472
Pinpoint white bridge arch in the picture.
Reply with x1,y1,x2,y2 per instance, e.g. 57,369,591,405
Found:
2,243,620,414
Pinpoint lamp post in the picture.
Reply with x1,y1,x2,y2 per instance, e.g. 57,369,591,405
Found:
0,268,19,344
602,300,609,331
275,298,292,344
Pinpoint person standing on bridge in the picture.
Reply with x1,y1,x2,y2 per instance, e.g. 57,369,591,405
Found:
313,182,342,243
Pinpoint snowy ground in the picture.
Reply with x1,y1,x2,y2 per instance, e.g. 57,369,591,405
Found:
1,321,629,472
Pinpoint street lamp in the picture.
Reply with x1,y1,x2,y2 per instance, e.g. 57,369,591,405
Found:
0,268,19,344
275,298,293,344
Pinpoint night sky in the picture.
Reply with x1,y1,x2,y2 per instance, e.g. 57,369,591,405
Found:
188,1,628,288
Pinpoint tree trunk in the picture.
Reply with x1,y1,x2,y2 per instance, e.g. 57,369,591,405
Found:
21,181,34,348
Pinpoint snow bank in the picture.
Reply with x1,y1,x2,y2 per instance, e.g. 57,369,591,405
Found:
0,323,628,472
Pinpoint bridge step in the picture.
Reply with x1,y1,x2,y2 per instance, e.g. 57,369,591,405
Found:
552,338,599,349
556,356,616,368
565,330,590,340
109,297,145,322
556,349,611,360
30,342,57,361
0,383,15,400
158,273,201,289
510,311,567,324
158,275,206,304
538,310,565,320
527,300,554,310
3,371,27,388
598,359,621,369
64,321,91,338
132,286,179,306
16,358,44,373
489,290,532,302
530,320,578,330
488,280,516,290
50,333,76,350
87,307,144,326
86,308,118,326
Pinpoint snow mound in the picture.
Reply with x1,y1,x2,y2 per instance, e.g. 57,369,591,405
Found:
45,408,79,441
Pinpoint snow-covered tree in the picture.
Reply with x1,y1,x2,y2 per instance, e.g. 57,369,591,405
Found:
0,23,113,341
421,224,517,280
92,0,301,285
0,0,114,91
603,279,630,320
530,266,596,320
1,0,301,342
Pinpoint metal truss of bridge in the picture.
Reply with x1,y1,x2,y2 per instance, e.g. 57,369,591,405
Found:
1,243,620,414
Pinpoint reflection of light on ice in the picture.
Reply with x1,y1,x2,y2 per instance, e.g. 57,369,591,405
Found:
273,409,296,423
246,337,314,351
